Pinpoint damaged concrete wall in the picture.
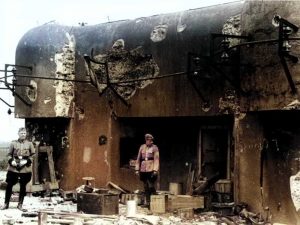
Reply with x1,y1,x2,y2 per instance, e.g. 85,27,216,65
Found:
234,113,264,213
235,111,300,224
86,39,160,100
240,1,300,111
259,111,300,224
236,2,300,223
16,3,242,189
53,33,76,117
15,28,76,118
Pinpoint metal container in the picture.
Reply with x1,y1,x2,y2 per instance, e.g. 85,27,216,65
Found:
77,193,119,215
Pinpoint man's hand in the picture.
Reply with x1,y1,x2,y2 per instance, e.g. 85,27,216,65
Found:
11,160,17,167
151,171,158,178
135,171,139,176
9,158,17,167
26,158,32,166
19,159,27,167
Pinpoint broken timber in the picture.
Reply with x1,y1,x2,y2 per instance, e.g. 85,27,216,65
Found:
37,211,118,225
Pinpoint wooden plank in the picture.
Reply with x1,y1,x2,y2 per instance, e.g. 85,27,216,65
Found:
186,164,192,195
233,117,240,203
33,146,39,184
168,195,204,210
106,182,127,193
39,210,118,219
74,217,84,225
43,146,56,183
38,211,48,225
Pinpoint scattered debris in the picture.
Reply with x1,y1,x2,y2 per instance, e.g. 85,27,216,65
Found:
283,99,300,110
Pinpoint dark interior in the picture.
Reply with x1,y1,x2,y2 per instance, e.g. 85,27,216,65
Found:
119,115,233,192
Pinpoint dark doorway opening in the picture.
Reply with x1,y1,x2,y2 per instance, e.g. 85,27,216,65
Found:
119,116,233,192
200,128,229,180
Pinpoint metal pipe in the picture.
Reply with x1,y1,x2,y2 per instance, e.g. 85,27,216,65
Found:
213,37,300,56
279,56,297,94
13,74,91,83
0,97,14,107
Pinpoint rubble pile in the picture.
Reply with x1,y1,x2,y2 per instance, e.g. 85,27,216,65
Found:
0,190,266,225
0,172,269,224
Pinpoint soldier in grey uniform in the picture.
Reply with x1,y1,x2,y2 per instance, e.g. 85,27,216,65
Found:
1,127,35,211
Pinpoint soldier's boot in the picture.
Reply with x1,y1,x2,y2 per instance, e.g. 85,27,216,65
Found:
0,203,9,210
17,195,27,212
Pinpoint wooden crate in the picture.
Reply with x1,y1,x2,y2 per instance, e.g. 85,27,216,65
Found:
214,179,232,193
169,182,182,195
177,208,194,219
77,193,119,215
150,195,168,213
168,195,204,210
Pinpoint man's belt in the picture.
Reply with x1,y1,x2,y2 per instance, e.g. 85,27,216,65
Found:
141,157,154,161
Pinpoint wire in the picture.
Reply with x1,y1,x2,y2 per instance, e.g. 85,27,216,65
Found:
3,36,298,87
12,74,91,83
8,71,187,85
110,71,186,84
0,75,14,79
214,37,300,56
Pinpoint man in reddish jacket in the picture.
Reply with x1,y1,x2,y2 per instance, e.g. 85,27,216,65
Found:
135,133,159,207
1,127,35,211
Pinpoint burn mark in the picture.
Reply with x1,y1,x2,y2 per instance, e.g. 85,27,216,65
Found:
26,80,37,102
54,33,76,116
219,89,240,114
86,39,159,100
150,24,168,42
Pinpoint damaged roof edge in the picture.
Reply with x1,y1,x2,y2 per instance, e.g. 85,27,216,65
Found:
20,1,245,30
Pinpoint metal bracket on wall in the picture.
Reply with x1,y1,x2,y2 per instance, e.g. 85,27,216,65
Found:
84,49,130,107
0,64,32,106
188,36,250,102
187,53,210,105
0,97,14,107
209,33,251,63
187,33,251,101
190,18,300,97
275,15,299,95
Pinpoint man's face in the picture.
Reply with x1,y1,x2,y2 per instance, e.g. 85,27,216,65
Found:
145,138,153,146
18,130,27,140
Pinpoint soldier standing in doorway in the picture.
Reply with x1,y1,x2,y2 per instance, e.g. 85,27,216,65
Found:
135,133,160,207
